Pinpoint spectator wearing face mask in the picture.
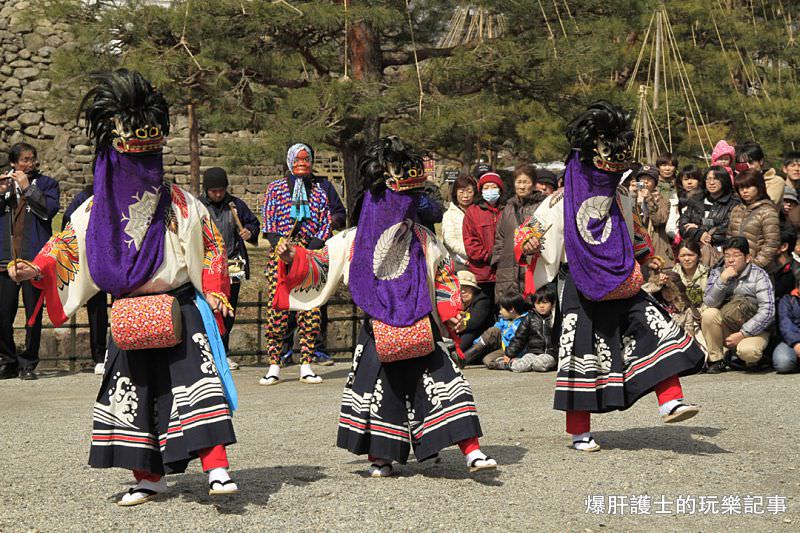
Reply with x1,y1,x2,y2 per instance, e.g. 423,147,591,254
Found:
463,172,505,311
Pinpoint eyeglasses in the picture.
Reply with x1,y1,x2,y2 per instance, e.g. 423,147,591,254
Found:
723,252,745,259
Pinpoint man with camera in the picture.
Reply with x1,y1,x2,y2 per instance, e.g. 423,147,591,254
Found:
0,143,60,380
700,237,774,374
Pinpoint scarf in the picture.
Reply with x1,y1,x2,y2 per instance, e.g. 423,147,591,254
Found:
563,151,635,301
349,189,432,327
290,176,311,223
86,147,170,297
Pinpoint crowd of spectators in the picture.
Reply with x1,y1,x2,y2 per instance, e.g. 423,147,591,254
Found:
445,142,800,376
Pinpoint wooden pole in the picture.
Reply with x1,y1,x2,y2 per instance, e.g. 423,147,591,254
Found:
187,102,200,196
653,10,662,113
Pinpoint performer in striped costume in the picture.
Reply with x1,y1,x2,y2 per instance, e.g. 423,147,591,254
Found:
10,70,239,505
272,137,497,476
514,102,704,452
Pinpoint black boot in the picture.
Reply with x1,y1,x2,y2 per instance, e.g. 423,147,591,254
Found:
461,343,487,367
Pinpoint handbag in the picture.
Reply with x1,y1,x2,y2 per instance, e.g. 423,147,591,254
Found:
372,318,435,363
111,294,183,351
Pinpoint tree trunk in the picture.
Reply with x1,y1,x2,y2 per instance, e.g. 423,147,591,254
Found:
187,103,201,196
341,20,382,226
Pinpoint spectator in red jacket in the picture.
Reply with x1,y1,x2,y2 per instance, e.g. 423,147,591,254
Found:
463,171,505,311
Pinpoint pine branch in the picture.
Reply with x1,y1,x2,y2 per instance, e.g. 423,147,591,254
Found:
382,46,461,67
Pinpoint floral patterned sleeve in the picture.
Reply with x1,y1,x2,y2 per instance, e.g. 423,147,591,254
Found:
201,216,231,302
433,254,462,323
31,223,96,327
513,216,548,265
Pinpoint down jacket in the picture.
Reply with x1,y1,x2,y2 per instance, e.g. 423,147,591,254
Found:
505,310,556,358
727,198,780,270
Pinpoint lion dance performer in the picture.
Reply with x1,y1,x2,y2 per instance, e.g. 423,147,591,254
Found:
10,69,239,505
514,102,704,452
273,137,497,476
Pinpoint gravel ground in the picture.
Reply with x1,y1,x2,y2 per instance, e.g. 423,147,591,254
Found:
0,365,797,532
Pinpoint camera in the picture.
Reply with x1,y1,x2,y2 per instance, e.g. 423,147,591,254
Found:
636,181,646,190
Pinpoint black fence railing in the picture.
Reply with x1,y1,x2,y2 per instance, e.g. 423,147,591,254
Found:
12,291,363,370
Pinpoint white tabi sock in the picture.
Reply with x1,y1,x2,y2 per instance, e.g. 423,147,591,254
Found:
208,467,231,484
465,449,487,465
300,363,315,378
267,364,280,379
659,398,684,417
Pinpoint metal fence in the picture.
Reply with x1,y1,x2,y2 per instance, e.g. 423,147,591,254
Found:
13,292,363,370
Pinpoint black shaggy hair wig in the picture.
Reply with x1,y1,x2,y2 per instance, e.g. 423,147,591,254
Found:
351,136,426,222
565,101,633,165
78,68,170,149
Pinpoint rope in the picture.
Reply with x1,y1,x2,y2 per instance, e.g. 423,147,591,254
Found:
536,0,558,57
343,0,349,80
404,0,424,118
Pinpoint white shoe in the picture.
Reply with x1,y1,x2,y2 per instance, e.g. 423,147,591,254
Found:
94,363,105,375
117,477,167,507
227,357,239,370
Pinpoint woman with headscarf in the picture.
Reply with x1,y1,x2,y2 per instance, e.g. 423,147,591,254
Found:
260,143,332,386
272,137,496,477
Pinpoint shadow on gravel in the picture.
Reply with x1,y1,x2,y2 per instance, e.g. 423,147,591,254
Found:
593,426,729,455
152,465,327,514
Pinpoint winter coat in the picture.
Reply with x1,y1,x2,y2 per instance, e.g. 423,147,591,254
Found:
442,202,468,265
680,191,740,247
0,172,60,266
463,200,503,282
778,290,800,348
727,198,781,270
505,310,556,358
704,262,775,336
642,189,674,266
460,290,493,339
763,168,785,208
492,193,545,300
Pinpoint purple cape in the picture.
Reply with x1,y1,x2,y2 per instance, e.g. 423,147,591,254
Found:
349,189,432,327
563,151,635,301
86,148,170,297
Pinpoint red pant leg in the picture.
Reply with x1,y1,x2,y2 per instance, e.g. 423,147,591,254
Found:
653,375,683,405
199,445,229,471
566,410,591,435
458,437,480,456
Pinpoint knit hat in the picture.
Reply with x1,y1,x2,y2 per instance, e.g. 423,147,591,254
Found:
635,164,659,184
535,168,558,189
203,167,228,191
711,140,736,165
478,172,504,192
457,269,480,290
784,185,798,204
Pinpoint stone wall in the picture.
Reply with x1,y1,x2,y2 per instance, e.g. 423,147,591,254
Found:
0,0,283,212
